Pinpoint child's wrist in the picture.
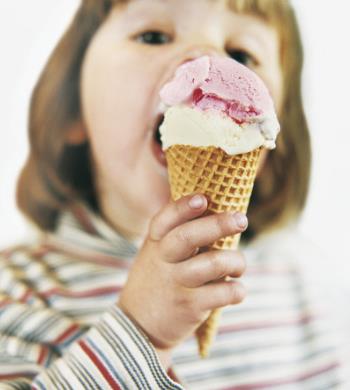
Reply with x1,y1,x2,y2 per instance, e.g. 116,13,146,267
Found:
117,301,173,370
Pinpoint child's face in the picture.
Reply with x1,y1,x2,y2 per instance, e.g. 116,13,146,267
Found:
80,0,282,239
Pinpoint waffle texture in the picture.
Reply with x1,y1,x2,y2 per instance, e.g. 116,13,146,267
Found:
165,145,261,357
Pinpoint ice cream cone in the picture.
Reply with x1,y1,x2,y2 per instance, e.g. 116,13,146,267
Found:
160,56,279,357
165,145,261,358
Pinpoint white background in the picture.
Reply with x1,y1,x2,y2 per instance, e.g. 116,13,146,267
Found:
0,1,349,265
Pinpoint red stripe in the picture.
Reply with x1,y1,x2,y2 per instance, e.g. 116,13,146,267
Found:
53,324,81,344
20,289,33,303
222,362,340,390
30,247,50,258
71,204,99,235
0,298,12,308
0,372,36,380
79,340,122,390
218,313,315,334
0,245,48,262
43,240,131,269
167,366,182,385
41,286,122,299
0,245,28,258
37,346,48,365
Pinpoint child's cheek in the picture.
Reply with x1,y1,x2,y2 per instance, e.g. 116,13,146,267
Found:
80,35,169,179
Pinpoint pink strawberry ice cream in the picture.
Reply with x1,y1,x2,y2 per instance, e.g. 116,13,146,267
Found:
159,56,280,155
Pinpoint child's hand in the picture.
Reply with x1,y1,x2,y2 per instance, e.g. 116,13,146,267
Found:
118,194,247,352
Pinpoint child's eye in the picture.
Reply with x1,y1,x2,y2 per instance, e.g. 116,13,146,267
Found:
135,31,172,45
227,49,256,67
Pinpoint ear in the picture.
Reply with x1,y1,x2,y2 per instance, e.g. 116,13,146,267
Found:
65,121,87,145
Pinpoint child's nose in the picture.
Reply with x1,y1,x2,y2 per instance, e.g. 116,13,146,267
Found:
182,22,228,58
180,45,227,64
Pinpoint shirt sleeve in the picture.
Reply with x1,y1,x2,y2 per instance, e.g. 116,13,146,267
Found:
0,301,182,390
0,248,183,390
32,306,183,390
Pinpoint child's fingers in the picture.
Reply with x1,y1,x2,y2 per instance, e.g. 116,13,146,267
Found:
175,250,246,288
148,194,208,241
196,280,246,312
160,212,248,262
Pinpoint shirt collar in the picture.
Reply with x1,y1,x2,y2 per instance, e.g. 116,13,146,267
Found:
49,203,139,263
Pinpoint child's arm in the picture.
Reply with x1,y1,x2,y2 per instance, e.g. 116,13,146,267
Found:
0,253,183,389
0,194,246,389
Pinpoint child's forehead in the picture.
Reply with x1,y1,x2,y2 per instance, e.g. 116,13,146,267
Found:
114,0,284,38
122,0,237,8
117,0,277,20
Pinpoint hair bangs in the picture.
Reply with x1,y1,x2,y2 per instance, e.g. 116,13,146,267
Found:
228,0,291,22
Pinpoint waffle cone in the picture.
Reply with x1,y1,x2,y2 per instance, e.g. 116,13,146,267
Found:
165,145,261,358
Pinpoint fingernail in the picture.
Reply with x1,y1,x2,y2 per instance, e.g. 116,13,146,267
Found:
235,213,248,229
189,195,204,209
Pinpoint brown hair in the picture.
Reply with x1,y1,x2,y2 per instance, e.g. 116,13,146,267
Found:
229,0,311,238
17,0,310,240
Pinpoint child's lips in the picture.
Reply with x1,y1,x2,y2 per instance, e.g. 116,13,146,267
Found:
151,138,167,167
151,114,167,168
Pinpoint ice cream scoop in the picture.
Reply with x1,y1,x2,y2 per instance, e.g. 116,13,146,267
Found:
159,55,279,155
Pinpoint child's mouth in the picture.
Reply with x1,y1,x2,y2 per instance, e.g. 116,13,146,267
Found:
151,114,167,167
154,115,163,145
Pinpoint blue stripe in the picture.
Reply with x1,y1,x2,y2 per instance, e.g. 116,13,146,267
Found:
183,348,338,384
173,329,328,364
85,336,128,390
51,364,74,390
113,308,183,390
99,321,152,389
32,379,46,390
68,354,100,389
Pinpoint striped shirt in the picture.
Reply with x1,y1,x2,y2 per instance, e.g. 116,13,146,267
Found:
0,203,349,389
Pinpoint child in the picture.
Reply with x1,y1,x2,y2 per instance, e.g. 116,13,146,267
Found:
1,0,349,389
